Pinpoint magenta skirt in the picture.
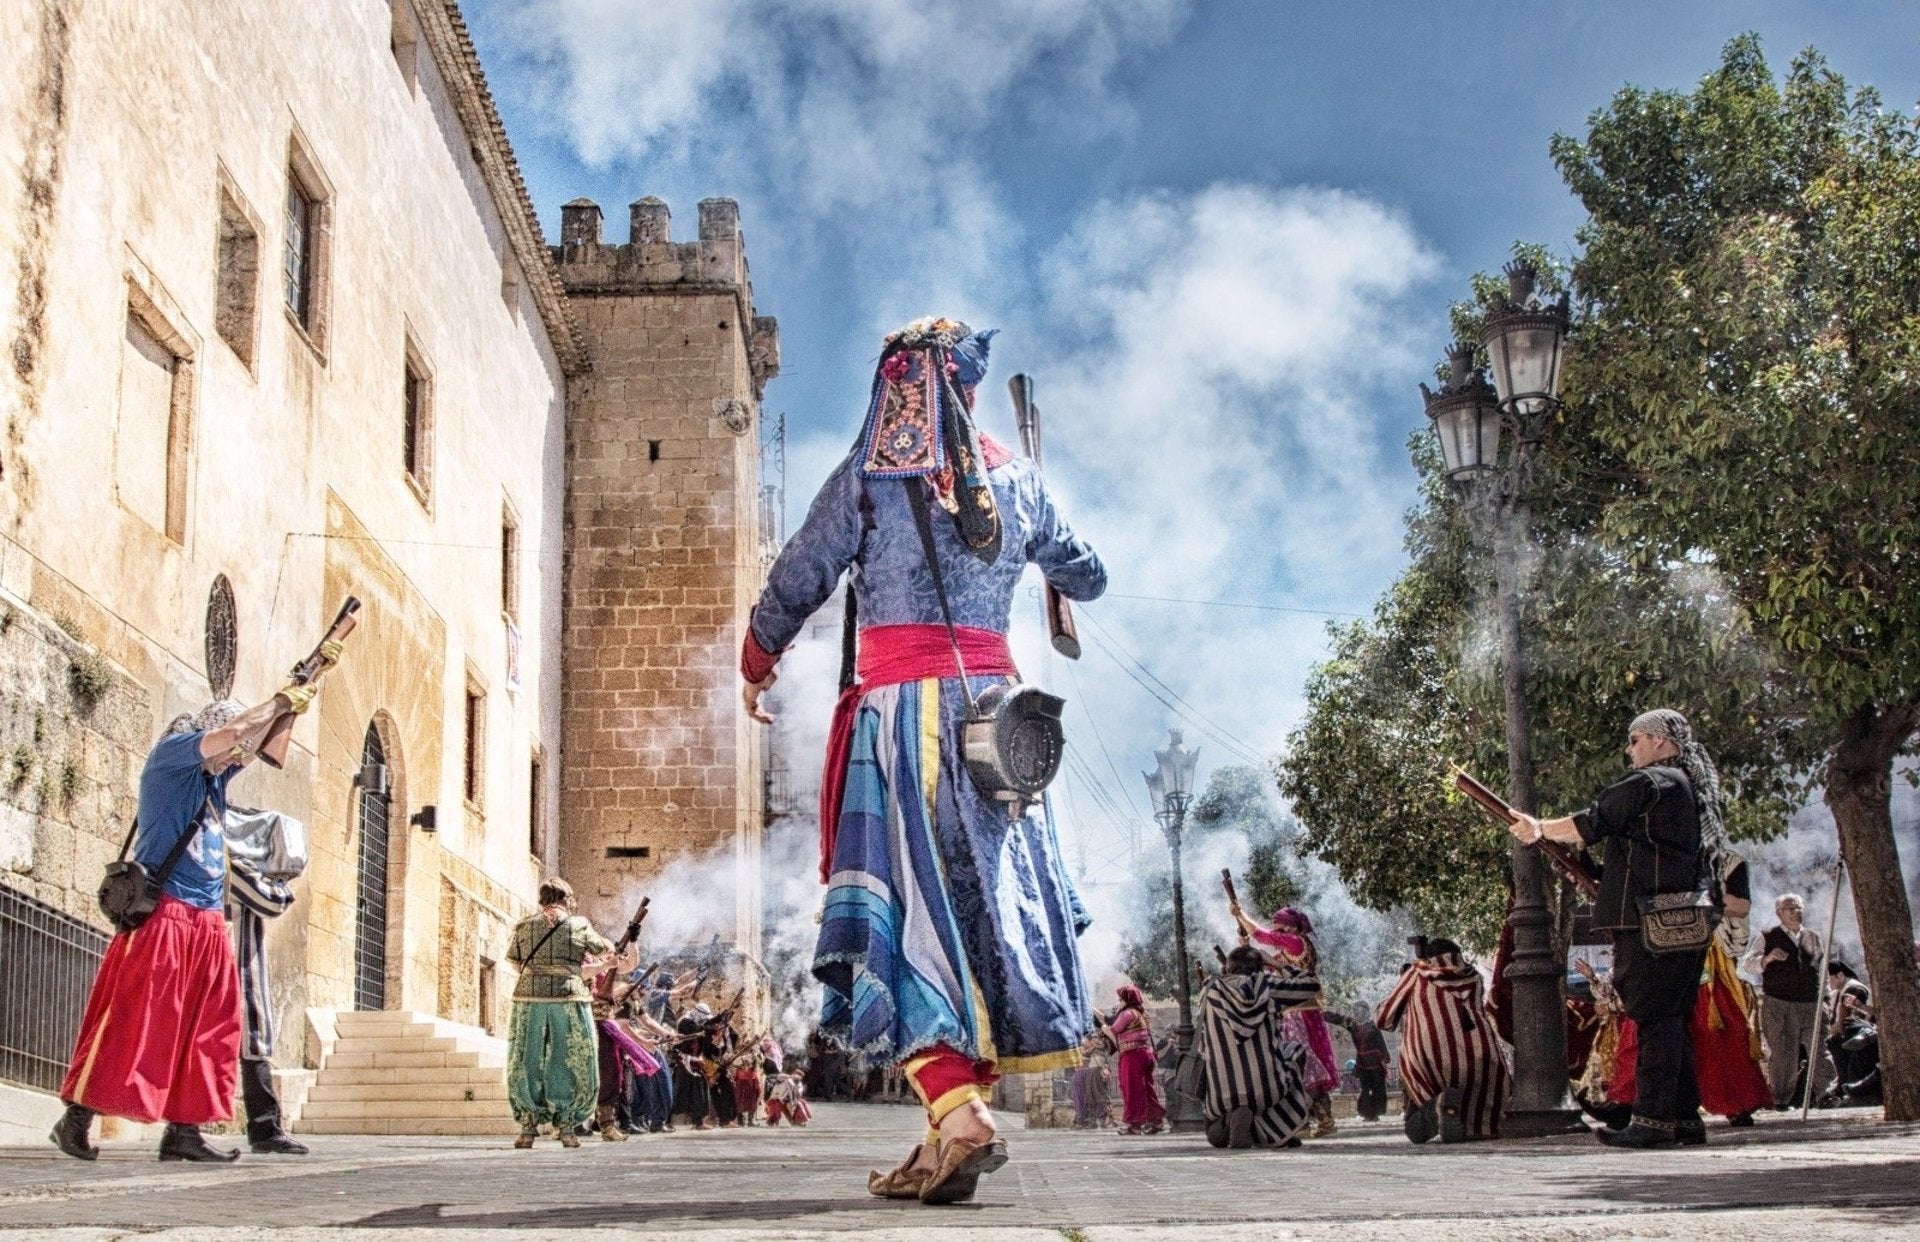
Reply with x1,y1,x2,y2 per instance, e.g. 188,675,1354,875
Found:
1117,1047,1166,1127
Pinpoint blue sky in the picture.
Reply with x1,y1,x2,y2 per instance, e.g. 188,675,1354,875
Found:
470,1,1919,881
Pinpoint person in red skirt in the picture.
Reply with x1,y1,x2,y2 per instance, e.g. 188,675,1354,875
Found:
1110,985,1167,1135
51,678,323,1162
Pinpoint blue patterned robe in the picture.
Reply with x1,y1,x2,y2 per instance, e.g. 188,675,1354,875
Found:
752,446,1107,1072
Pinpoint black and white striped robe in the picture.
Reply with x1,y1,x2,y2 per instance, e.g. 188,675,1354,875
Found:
1376,952,1511,1138
1194,970,1321,1146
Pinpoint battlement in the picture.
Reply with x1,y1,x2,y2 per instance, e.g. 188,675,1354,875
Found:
555,195,751,292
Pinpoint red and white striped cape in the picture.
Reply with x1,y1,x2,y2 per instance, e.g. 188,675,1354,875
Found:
1376,953,1512,1138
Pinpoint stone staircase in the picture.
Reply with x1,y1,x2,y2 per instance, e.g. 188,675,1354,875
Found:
296,1010,515,1136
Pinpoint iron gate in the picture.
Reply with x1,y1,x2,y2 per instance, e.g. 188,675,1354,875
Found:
0,882,108,1092
353,724,390,1011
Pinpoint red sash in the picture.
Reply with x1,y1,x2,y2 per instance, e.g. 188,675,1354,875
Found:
817,624,1016,882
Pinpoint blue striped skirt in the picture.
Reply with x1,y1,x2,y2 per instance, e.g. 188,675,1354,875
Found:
812,676,1092,1072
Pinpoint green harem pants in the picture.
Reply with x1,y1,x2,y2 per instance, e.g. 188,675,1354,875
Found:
507,1000,599,1130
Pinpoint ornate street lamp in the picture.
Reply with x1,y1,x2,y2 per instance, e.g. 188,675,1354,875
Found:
1422,260,1581,1137
1143,729,1204,1131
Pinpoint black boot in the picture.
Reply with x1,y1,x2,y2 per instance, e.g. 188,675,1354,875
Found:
248,1131,309,1155
1596,1118,1676,1149
1674,1118,1707,1147
158,1123,241,1163
50,1104,98,1161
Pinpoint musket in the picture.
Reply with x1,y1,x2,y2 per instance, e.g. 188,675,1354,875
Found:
1221,868,1240,908
260,596,361,767
1213,944,1230,969
1007,374,1081,659
1449,763,1600,900
611,897,651,955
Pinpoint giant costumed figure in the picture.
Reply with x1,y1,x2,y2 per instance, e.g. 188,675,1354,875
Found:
739,318,1106,1205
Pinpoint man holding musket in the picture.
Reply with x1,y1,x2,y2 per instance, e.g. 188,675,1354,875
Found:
50,649,339,1162
1510,708,1725,1149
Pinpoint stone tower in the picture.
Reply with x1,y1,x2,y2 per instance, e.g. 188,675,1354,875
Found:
554,197,780,973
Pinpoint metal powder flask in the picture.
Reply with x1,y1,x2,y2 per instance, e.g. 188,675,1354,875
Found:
907,479,1067,820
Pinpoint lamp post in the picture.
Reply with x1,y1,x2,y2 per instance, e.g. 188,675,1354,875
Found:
1420,261,1583,1137
1143,729,1204,1131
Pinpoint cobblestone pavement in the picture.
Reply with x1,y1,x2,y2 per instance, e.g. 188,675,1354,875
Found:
0,1105,1916,1239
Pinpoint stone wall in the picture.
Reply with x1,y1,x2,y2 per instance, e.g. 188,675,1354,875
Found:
0,591,148,927
555,197,780,977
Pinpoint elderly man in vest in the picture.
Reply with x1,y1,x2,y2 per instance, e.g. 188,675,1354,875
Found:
1741,893,1831,1108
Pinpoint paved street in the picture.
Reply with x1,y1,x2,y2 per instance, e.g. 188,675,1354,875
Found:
0,1103,1917,1239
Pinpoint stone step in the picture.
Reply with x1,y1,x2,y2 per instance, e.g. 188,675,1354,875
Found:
308,1080,509,1104
321,1050,495,1071
301,1097,510,1120
316,1065,509,1087
295,1116,517,1136
336,1035,504,1057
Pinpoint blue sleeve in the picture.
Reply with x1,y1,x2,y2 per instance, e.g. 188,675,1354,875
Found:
132,733,210,865
1024,474,1106,602
750,453,865,652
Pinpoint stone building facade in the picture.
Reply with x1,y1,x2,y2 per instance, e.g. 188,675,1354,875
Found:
0,0,776,1122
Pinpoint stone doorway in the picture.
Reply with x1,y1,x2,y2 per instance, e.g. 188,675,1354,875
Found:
352,722,391,1011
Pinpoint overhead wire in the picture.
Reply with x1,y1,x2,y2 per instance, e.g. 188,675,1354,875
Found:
1075,609,1267,765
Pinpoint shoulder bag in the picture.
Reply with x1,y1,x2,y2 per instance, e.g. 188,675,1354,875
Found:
97,797,216,934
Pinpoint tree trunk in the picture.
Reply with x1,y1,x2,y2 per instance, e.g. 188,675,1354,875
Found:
1823,702,1920,1122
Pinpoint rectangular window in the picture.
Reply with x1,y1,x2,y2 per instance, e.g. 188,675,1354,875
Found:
214,183,259,367
402,335,433,507
284,178,313,325
283,128,333,357
117,265,197,544
463,679,486,809
528,750,545,860
501,506,520,620
390,0,420,92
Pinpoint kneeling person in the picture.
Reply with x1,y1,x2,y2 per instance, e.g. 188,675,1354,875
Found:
1378,937,1512,1143
1197,946,1320,1149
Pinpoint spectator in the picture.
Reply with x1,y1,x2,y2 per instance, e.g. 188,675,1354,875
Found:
1740,894,1829,1109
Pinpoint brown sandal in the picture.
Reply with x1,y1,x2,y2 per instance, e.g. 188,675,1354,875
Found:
920,1135,1008,1205
867,1143,934,1200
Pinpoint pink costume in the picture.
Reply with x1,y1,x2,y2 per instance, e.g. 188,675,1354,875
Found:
1252,926,1338,1095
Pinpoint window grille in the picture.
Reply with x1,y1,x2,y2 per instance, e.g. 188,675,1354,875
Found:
0,883,108,1093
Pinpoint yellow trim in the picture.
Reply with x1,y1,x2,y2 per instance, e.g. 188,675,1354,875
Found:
968,981,1000,1063
902,1051,940,1078
919,678,940,822
925,1083,984,1125
71,932,132,1100
996,1047,1083,1075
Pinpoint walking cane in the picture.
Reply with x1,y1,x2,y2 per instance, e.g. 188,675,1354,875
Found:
1799,859,1846,1121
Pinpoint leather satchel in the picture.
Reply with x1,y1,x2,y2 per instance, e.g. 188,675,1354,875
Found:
96,798,214,934
1636,889,1719,955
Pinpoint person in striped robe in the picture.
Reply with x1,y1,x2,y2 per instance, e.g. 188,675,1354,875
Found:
1376,938,1512,1142
1196,947,1321,1149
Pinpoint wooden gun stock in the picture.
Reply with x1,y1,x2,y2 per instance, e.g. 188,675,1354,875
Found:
1449,764,1600,900
260,596,362,768
612,897,652,955
1221,868,1240,908
1007,374,1081,660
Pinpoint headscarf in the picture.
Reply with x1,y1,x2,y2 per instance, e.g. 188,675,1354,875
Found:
1629,707,1728,872
166,698,246,738
855,316,1001,563
1116,984,1145,1011
1271,907,1313,935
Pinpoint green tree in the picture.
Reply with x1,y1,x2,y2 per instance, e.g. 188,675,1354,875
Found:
1551,36,1920,1119
1278,426,1801,954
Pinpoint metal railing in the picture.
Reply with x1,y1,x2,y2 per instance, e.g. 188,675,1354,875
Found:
0,882,108,1093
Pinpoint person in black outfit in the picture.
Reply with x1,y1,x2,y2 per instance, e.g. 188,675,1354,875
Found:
1327,1003,1390,1121
1512,707,1725,1150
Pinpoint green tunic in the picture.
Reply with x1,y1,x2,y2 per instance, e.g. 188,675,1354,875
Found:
506,911,612,1130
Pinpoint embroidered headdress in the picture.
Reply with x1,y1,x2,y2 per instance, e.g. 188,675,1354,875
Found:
856,316,1002,563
